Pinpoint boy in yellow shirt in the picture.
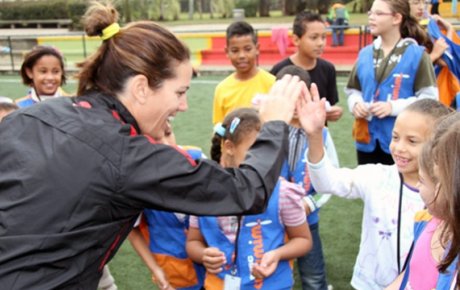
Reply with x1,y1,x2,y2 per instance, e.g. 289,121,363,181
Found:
212,21,275,124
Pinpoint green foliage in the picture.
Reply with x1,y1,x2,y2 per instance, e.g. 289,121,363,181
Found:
0,0,87,30
235,0,258,17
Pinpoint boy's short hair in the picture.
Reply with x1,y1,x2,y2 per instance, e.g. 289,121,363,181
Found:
226,21,257,45
275,65,311,88
293,11,325,38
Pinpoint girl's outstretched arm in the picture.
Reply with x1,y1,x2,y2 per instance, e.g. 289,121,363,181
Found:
128,228,175,290
295,83,327,163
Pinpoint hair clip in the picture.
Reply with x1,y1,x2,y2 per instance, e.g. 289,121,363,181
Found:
229,117,241,134
213,123,226,137
101,23,120,40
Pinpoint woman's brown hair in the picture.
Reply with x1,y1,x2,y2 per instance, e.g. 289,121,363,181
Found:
77,1,190,96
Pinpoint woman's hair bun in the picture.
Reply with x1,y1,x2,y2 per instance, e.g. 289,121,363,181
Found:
82,1,119,37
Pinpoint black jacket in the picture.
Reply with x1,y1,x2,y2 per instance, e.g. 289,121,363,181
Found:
0,92,288,289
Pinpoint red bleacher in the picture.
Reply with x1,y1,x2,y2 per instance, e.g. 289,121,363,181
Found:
201,29,373,68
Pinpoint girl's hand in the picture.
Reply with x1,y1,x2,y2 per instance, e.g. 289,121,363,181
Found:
352,102,370,119
431,38,449,61
259,75,307,124
297,83,326,136
202,247,226,274
369,102,392,118
251,250,280,279
152,267,175,290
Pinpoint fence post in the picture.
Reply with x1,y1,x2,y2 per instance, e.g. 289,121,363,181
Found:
82,33,87,59
7,36,14,71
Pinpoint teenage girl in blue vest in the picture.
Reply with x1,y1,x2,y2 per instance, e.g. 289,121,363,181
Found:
129,124,206,290
16,45,68,108
385,113,459,289
186,108,312,290
346,0,438,165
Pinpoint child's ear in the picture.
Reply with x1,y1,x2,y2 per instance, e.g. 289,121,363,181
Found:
292,34,300,47
225,46,229,57
25,68,34,80
256,43,260,56
223,139,235,156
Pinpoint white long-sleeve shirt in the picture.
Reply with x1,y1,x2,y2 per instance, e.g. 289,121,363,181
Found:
308,154,425,289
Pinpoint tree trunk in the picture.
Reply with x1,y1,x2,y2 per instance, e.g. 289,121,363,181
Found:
123,0,131,22
259,0,270,17
283,0,297,16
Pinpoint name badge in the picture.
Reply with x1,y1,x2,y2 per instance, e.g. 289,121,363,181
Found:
224,274,241,290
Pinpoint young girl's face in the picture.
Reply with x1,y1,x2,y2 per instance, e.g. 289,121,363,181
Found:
390,111,432,180
367,0,398,36
26,55,63,96
417,167,440,216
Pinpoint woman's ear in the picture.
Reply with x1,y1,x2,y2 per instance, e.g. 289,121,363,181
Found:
129,74,150,105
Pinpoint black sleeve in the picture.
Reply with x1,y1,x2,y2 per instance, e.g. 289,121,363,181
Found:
121,121,289,216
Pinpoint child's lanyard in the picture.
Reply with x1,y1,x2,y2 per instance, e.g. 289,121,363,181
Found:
397,173,406,274
373,39,400,102
230,216,243,276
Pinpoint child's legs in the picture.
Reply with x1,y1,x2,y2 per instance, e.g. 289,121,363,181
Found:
297,223,328,290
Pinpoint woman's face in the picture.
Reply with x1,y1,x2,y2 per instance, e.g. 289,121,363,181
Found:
137,61,192,140
26,55,63,96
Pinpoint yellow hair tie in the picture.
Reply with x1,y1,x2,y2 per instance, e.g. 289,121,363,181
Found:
101,23,120,40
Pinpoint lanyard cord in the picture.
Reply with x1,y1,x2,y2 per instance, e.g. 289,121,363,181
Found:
397,173,404,273
231,216,243,275
374,39,401,101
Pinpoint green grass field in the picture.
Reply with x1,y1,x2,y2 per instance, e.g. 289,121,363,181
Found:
0,74,362,290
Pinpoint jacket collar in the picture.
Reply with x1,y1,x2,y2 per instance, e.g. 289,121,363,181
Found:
76,91,141,134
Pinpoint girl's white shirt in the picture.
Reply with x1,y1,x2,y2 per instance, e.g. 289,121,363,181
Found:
307,153,425,289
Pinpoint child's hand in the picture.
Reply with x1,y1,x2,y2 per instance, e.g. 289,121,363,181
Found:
352,101,370,119
251,250,280,279
259,75,307,124
202,247,226,274
431,38,449,61
296,83,326,136
326,105,343,122
152,267,175,290
369,101,392,118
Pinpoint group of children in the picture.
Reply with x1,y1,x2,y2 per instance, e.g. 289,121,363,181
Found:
1,0,460,289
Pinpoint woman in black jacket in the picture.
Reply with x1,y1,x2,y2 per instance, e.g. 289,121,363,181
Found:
0,2,311,289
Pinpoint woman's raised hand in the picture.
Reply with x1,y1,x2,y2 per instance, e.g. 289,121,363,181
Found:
258,75,307,124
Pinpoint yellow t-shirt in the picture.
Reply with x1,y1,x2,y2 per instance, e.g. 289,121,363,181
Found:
212,69,275,124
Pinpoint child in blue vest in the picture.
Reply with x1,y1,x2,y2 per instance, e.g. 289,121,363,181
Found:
299,93,451,289
186,108,311,290
129,124,206,290
385,113,459,289
274,65,339,290
16,45,68,108
346,0,438,165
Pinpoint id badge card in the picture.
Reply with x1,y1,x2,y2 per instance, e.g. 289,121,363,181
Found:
223,274,241,290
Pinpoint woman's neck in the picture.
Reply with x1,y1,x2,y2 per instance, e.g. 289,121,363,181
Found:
291,53,317,71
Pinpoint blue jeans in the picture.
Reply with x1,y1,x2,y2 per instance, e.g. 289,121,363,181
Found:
332,18,345,46
297,223,328,290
